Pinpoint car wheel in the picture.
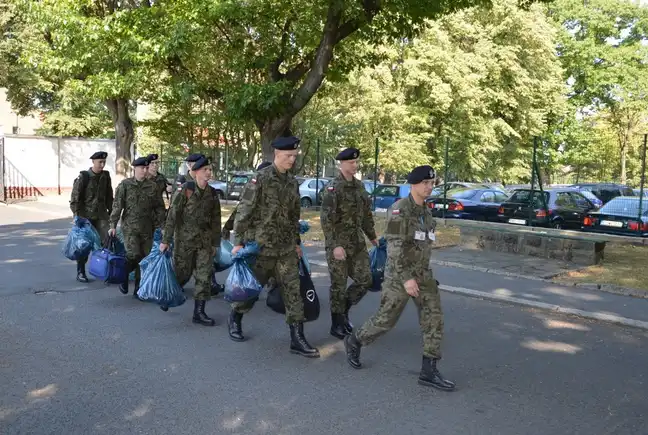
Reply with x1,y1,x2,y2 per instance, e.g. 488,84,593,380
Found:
552,221,564,230
301,197,312,208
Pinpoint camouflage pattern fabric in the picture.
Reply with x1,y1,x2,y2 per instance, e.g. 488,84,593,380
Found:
163,182,222,300
326,248,372,313
231,251,305,324
110,177,165,287
355,194,444,359
320,173,376,314
151,172,170,202
173,244,213,300
233,165,301,257
222,207,236,239
69,169,114,221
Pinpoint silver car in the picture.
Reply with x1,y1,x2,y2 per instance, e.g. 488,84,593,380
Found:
296,177,330,207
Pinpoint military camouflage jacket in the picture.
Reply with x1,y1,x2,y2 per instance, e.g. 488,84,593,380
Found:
320,173,376,251
233,164,300,256
385,194,437,283
151,172,170,200
109,178,165,233
69,169,114,220
163,181,221,249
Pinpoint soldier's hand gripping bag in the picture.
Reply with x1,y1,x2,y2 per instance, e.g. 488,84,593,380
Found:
298,220,311,275
368,237,387,292
137,250,186,311
266,258,320,322
213,239,234,272
224,242,262,302
62,216,102,261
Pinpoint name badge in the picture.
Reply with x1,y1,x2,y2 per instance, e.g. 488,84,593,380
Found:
414,231,426,241
428,231,436,242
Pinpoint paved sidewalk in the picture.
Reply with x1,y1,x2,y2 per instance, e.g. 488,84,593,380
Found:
302,246,648,329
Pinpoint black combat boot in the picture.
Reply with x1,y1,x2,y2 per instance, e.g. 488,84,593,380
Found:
192,300,216,326
211,276,224,297
343,301,354,335
228,310,245,342
76,261,89,283
344,333,362,369
289,323,320,358
418,356,456,391
132,265,142,300
329,313,348,340
119,280,129,295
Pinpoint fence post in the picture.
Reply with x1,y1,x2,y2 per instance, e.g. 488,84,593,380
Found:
372,137,379,211
224,137,230,203
315,138,320,206
0,134,5,203
443,137,449,220
529,137,538,227
638,134,647,230
57,137,61,195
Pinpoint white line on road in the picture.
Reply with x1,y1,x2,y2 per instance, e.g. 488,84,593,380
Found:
309,260,648,331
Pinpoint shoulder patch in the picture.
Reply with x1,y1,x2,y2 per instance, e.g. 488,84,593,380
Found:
327,186,335,192
251,178,257,184
391,209,401,215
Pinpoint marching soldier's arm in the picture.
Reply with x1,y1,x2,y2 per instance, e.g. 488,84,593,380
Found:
162,186,184,245
109,183,125,230
385,207,414,283
211,190,222,248
153,187,166,228
319,187,338,247
70,176,82,215
361,190,377,241
106,173,114,212
222,207,237,234
233,179,260,246
291,184,301,245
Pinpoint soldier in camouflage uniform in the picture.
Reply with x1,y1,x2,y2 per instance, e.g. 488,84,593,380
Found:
222,161,272,240
146,154,171,204
344,165,456,392
320,147,377,340
170,153,205,203
161,156,221,326
229,136,319,358
108,157,165,297
69,151,114,283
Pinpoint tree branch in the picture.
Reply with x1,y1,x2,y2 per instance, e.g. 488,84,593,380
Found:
269,17,294,82
166,54,224,99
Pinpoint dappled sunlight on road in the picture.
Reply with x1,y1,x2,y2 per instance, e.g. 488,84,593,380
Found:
542,319,591,332
521,339,582,355
125,398,153,421
28,383,58,400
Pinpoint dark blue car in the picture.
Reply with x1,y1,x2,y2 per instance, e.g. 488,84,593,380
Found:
372,184,411,212
426,188,510,221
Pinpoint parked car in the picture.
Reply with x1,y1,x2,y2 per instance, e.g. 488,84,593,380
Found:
426,188,509,221
296,177,330,207
583,196,648,237
430,182,506,198
569,183,635,204
498,188,596,229
576,189,603,209
208,179,227,199
372,184,411,212
633,188,648,197
227,172,254,200
363,180,378,194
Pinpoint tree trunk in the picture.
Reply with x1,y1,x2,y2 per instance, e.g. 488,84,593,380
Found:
257,117,293,162
620,144,627,184
105,99,134,180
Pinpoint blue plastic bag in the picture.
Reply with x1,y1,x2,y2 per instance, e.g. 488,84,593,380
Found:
369,237,387,292
224,242,262,302
214,239,234,272
137,250,186,311
62,217,101,261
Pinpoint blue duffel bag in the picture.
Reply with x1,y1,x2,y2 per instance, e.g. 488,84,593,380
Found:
88,237,128,284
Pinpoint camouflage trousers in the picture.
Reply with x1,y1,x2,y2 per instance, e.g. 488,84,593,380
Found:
77,218,110,264
326,246,372,314
231,251,305,324
124,229,153,289
173,243,214,301
355,272,444,359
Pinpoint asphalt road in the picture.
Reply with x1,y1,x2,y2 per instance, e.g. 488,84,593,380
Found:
1,215,647,434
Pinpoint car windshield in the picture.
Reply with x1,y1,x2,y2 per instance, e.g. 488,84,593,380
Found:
599,198,648,217
447,189,478,200
580,191,599,202
509,190,550,208
373,185,400,197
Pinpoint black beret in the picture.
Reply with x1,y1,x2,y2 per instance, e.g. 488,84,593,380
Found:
256,161,272,171
186,153,205,162
147,154,159,162
271,136,300,150
132,157,149,167
407,165,436,184
192,156,210,171
336,147,360,161
90,151,108,160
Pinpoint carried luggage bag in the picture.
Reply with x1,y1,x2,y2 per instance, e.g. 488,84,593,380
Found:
88,237,128,284
266,258,320,322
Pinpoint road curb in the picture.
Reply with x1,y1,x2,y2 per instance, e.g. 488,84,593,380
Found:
309,260,648,330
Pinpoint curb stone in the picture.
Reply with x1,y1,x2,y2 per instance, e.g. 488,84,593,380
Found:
308,260,648,330
428,258,648,300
